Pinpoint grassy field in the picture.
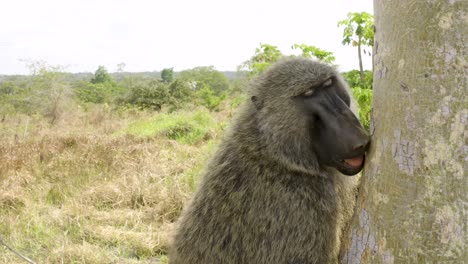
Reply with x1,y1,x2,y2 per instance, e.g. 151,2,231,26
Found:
0,104,232,263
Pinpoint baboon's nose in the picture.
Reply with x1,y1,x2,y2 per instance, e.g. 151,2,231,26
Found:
352,137,370,152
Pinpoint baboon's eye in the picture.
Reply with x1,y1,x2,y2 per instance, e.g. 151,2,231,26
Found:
303,89,314,97
322,78,333,87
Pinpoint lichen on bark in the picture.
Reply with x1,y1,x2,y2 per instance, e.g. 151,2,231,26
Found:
340,0,467,263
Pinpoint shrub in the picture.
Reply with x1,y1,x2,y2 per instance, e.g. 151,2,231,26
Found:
91,66,114,85
351,87,373,130
125,110,216,144
342,69,373,90
76,82,107,103
343,69,373,130
177,66,230,95
161,68,174,83
122,81,170,110
76,82,125,104
167,79,194,110
196,85,226,112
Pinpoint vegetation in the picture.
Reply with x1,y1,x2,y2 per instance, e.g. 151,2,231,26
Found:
91,66,115,85
239,43,283,77
178,66,230,96
121,80,172,110
338,12,374,80
291,44,336,64
160,68,174,84
0,107,222,263
350,86,372,129
125,109,220,145
342,70,373,129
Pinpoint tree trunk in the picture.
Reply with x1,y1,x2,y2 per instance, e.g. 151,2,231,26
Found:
340,1,466,263
358,37,364,81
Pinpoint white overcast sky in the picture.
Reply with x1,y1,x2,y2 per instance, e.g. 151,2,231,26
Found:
0,0,373,74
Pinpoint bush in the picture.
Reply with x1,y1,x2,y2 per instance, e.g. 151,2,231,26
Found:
91,66,114,85
178,66,230,95
167,79,194,110
122,81,171,110
342,70,373,90
351,87,373,130
76,82,107,104
30,70,73,124
342,69,373,130
0,92,33,116
125,110,216,144
196,86,226,112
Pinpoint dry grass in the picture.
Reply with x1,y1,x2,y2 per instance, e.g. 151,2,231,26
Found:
0,105,227,263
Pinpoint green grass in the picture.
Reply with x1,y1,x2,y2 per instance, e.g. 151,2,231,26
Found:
124,109,219,145
0,106,225,263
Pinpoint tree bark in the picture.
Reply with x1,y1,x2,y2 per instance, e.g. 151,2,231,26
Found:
340,1,467,263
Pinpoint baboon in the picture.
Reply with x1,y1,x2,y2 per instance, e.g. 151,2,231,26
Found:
170,57,370,264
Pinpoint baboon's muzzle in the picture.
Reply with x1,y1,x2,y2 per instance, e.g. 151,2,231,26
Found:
304,87,371,176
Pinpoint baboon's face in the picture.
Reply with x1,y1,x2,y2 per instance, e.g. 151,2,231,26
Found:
294,75,370,176
253,59,370,175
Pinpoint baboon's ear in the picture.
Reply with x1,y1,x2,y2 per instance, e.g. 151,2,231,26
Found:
251,96,263,110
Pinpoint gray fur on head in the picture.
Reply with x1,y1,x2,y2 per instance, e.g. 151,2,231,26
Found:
249,57,343,175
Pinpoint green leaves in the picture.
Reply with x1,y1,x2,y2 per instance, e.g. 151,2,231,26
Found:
123,81,171,110
77,66,123,104
161,68,174,83
196,85,226,112
178,66,229,96
338,12,374,47
91,66,114,85
338,11,374,80
118,66,230,112
342,70,373,90
343,69,373,130
76,83,108,104
351,86,372,131
240,43,336,78
239,44,282,77
291,44,336,64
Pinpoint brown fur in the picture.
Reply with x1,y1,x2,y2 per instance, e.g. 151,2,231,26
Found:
170,58,361,264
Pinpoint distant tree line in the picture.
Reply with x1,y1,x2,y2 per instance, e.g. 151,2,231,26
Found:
0,62,235,124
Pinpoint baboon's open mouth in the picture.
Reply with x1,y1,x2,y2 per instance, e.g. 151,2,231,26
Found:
343,155,364,168
333,154,366,176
